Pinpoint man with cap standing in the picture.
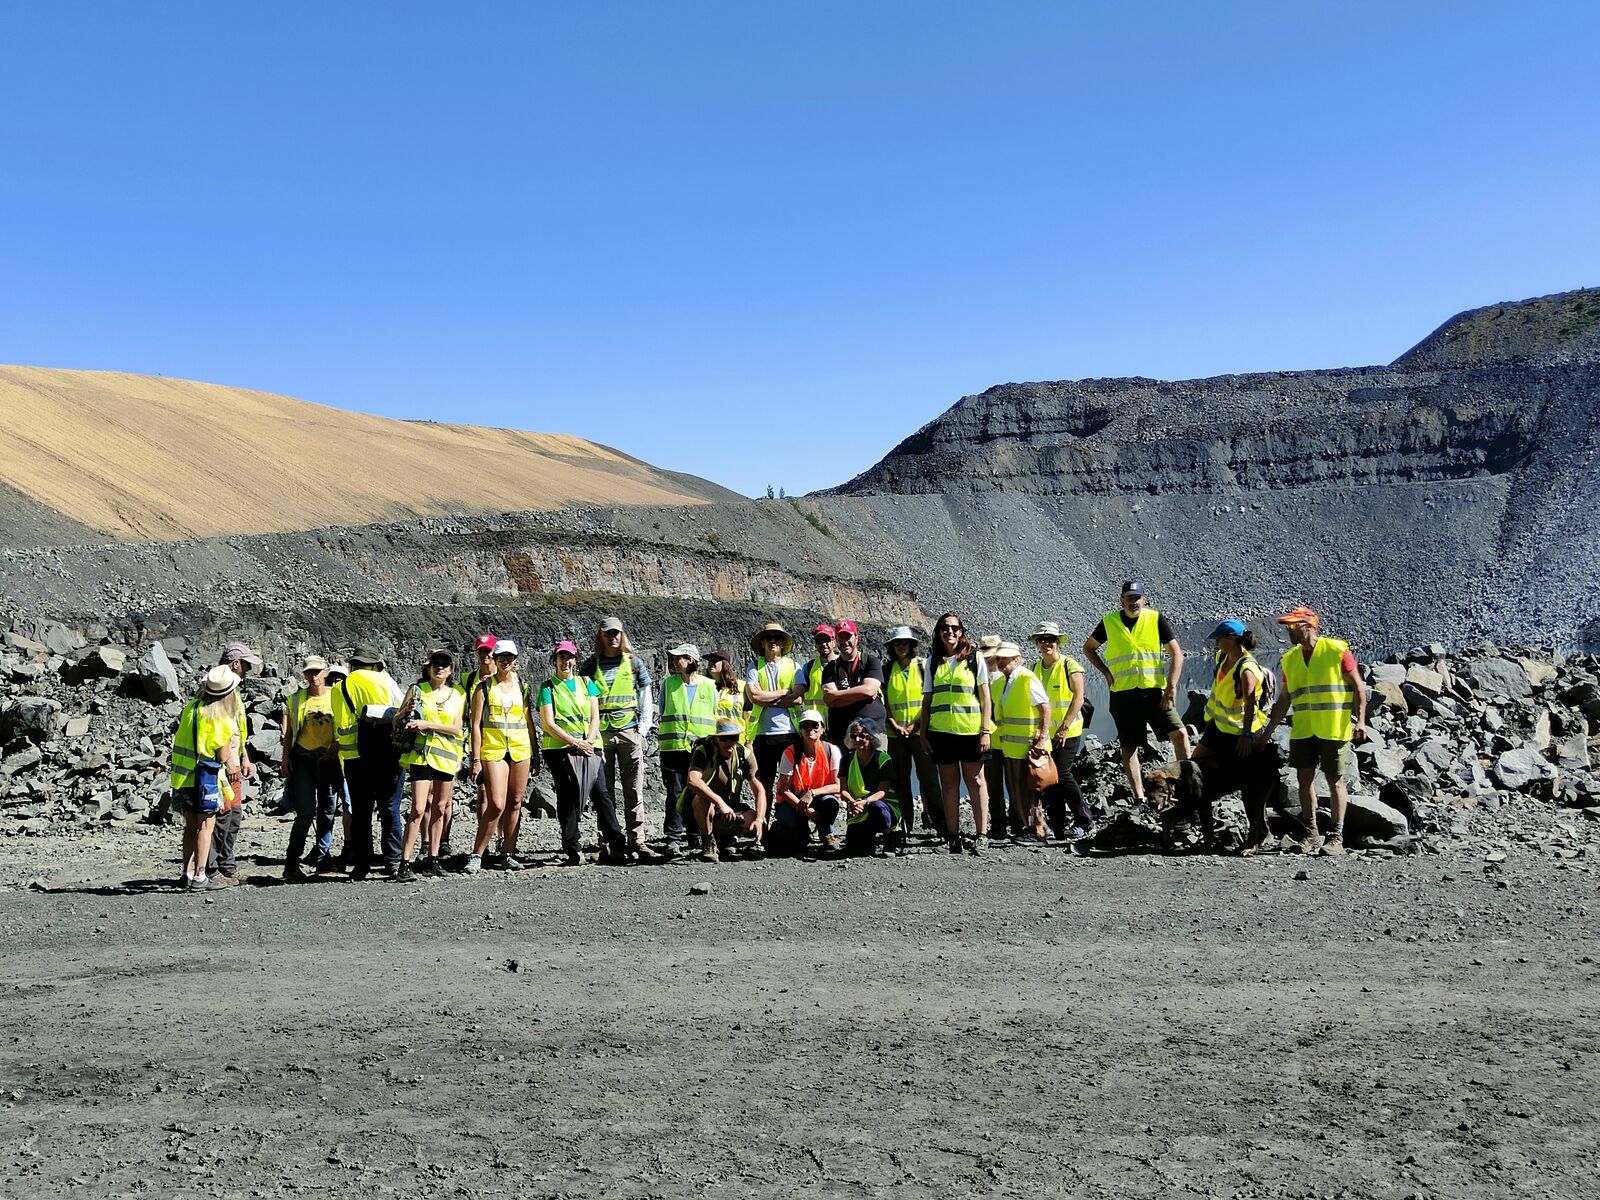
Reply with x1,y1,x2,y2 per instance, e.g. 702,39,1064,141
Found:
884,625,942,837
745,622,800,811
1032,622,1093,839
205,641,261,882
279,653,339,880
1255,607,1369,855
992,642,1052,843
821,619,885,750
331,644,407,880
797,624,837,716
657,644,717,855
581,617,657,861
1083,581,1190,803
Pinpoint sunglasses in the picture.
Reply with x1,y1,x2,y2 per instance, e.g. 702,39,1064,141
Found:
850,731,872,741
938,625,962,634
800,722,822,731
716,735,739,745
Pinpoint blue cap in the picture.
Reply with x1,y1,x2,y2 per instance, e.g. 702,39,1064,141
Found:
1208,619,1247,640
1121,579,1145,597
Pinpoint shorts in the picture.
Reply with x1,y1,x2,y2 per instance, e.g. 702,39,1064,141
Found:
708,802,754,837
1289,737,1353,779
408,764,453,783
1109,688,1182,745
928,731,984,765
1198,726,1243,756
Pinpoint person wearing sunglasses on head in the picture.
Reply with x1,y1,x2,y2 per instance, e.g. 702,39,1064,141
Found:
679,717,767,862
841,717,901,856
917,613,994,855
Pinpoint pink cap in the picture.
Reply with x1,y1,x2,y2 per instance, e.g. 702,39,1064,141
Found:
553,640,580,657
814,623,835,638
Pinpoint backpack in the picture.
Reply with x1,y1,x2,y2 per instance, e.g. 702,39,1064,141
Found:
343,677,402,770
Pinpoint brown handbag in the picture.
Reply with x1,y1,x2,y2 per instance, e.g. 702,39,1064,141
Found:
1027,746,1059,792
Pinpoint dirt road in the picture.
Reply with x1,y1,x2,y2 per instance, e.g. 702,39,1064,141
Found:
1,831,1596,1199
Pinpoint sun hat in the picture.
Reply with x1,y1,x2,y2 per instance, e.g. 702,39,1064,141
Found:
715,717,743,737
798,708,825,727
995,641,1023,659
202,664,239,698
552,640,579,658
350,644,386,668
886,625,918,647
1031,621,1062,641
301,654,328,673
599,616,625,633
221,641,262,668
324,662,349,680
977,634,1002,655
750,622,794,657
1275,606,1320,629
668,643,701,662
814,623,835,639
1208,619,1247,640
834,619,859,637
493,638,519,658
474,633,498,651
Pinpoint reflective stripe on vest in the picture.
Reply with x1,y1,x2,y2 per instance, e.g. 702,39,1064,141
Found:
1282,637,1355,741
996,667,1044,760
749,656,797,734
401,682,466,773
1101,609,1167,692
479,678,532,761
593,656,638,732
659,675,717,753
1205,652,1268,735
542,676,591,750
169,697,201,790
803,660,828,706
1038,656,1085,739
885,657,925,727
845,751,900,825
927,657,982,736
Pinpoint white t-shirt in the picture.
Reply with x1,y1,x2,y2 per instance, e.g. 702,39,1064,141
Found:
921,654,991,701
777,740,843,782
999,668,1048,707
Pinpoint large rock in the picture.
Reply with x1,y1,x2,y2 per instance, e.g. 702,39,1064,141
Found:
1467,657,1534,700
1493,747,1558,793
63,644,126,683
135,642,183,703
1405,665,1446,697
1517,657,1557,689
248,728,282,761
1368,662,1408,686
0,744,43,776
1371,680,1409,713
1407,738,1456,779
0,696,63,743
1378,774,1434,824
36,621,80,657
1356,743,1407,781
1344,793,1409,845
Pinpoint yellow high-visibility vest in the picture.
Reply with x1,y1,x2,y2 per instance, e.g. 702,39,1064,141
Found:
1101,609,1166,692
658,675,717,753
1037,655,1086,739
479,677,533,762
1205,652,1268,735
927,657,982,736
400,682,466,773
995,667,1046,761
1281,637,1354,741
885,656,926,730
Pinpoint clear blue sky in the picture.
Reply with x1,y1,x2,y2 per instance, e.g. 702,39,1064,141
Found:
3,3,1597,498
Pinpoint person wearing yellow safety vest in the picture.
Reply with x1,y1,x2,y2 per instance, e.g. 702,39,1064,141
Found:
884,625,942,839
657,644,718,856
467,639,540,874
168,665,246,891
797,623,836,720
581,617,657,862
1254,606,1369,857
916,613,994,856
279,653,339,881
705,649,749,740
206,641,262,883
396,650,466,880
1192,619,1278,854
992,642,1053,845
330,644,407,881
1082,580,1191,804
446,632,499,857
1031,621,1092,840
841,717,900,856
976,634,1009,841
542,639,626,867
745,623,800,811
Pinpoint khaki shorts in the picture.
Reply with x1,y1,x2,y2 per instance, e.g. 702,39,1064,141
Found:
1288,737,1353,779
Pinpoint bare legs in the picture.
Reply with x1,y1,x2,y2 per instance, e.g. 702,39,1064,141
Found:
939,761,989,841
474,758,530,857
182,812,215,879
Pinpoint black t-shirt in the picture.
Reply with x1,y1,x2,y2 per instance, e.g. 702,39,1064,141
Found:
1090,609,1176,646
821,652,886,740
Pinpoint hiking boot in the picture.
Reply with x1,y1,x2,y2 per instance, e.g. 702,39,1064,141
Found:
501,854,527,872
1320,833,1346,857
420,856,446,878
283,864,308,883
820,834,839,853
1296,832,1324,855
462,854,482,875
970,835,988,856
395,862,417,883
350,863,371,882
947,835,964,855
697,842,720,863
630,841,660,862
198,875,229,892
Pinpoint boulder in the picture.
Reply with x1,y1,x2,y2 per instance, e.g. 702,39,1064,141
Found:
1400,682,1443,715
1405,665,1445,697
1368,662,1408,686
1344,793,1410,846
36,622,80,656
135,642,182,703
64,645,126,683
1517,657,1557,689
63,716,92,738
1408,738,1457,779
0,745,43,776
3,632,47,656
1371,681,1409,713
248,728,282,761
1554,733,1589,771
0,696,63,743
1356,743,1407,781
1493,747,1558,793
1378,774,1434,824
1468,657,1534,700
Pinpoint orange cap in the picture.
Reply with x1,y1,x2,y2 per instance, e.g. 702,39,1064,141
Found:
1275,606,1320,628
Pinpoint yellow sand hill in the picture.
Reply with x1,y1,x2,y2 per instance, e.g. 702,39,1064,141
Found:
0,366,736,542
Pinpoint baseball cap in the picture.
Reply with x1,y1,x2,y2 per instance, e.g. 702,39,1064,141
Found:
493,638,519,657
552,640,579,657
350,644,386,668
301,654,328,673
1275,606,1321,629
704,648,730,664
474,633,498,651
814,623,836,638
221,641,262,668
1122,580,1145,597
599,616,625,633
797,708,825,727
834,619,859,637
1208,619,1247,640
668,643,701,661
427,649,455,668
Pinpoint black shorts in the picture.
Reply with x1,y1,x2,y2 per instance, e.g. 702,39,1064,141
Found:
1109,688,1182,745
1198,726,1242,756
928,731,984,765
408,764,454,783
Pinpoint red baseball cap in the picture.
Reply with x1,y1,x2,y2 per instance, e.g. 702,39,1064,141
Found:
475,633,498,650
834,619,859,636
814,623,835,638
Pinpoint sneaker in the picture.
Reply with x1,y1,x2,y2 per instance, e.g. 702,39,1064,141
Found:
1296,832,1324,855
562,851,584,867
501,854,527,872
630,841,660,862
971,835,988,856
199,875,230,891
1066,824,1091,841
314,855,339,876
463,854,483,875
1015,831,1047,847
396,862,417,883
820,834,839,853
747,840,767,856
1321,833,1346,857
947,836,964,855
697,842,720,863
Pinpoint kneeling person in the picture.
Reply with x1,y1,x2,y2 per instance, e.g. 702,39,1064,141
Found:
841,718,900,856
682,718,767,863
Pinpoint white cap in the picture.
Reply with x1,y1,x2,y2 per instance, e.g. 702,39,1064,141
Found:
668,643,701,661
797,708,826,727
1031,621,1062,640
493,639,519,657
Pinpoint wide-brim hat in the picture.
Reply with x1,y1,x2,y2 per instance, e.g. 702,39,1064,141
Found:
350,644,386,668
1031,621,1062,642
750,623,793,657
995,641,1023,659
886,625,918,647
977,635,1002,654
202,664,239,698
714,717,744,737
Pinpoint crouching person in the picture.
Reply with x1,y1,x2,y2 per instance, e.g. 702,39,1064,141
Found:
682,718,767,863
770,708,844,855
841,717,901,856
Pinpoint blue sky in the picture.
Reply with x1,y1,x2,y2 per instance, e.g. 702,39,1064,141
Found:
3,2,1597,497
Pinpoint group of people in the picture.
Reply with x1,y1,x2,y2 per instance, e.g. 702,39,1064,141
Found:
166,582,1368,890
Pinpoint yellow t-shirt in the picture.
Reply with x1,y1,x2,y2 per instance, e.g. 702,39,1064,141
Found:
295,691,335,752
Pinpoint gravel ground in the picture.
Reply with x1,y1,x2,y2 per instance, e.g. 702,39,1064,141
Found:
2,818,1596,1199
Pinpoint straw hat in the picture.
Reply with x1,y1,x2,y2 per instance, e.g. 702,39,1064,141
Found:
201,665,239,698
750,622,794,657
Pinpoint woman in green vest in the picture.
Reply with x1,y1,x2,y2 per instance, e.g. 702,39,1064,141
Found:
841,717,901,856
541,639,625,866
884,625,942,839
657,644,717,855
397,650,466,880
706,649,750,741
916,612,994,856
